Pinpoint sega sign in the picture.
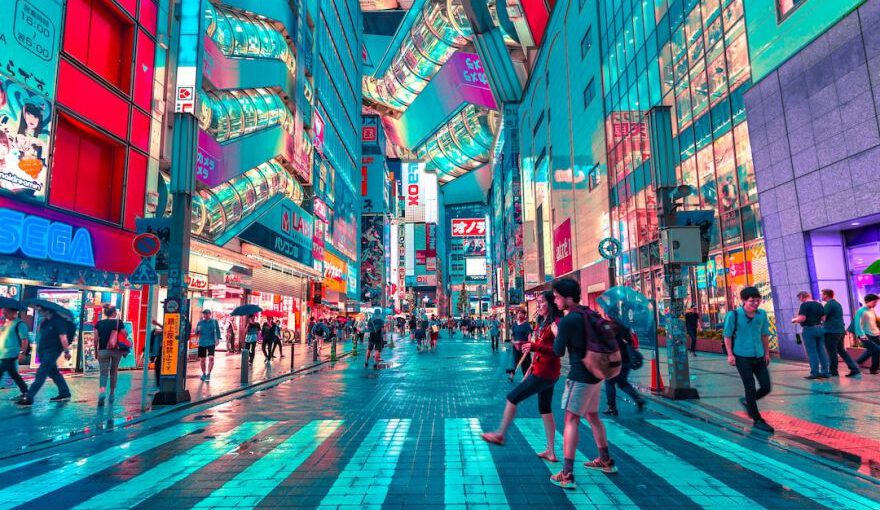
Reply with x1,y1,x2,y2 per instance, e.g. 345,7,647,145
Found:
0,208,95,267
451,218,486,237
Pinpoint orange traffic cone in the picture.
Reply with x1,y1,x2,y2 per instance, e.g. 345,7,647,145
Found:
650,357,665,392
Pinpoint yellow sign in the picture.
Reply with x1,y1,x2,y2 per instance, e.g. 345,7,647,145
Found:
161,313,180,376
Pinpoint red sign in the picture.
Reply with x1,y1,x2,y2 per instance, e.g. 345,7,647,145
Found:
553,218,573,276
451,218,486,237
362,126,377,142
132,233,161,257
313,198,328,223
313,110,325,156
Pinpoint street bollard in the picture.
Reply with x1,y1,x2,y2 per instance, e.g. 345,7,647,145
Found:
240,348,249,383
388,330,394,348
330,336,337,362
352,335,358,356
313,338,319,361
290,339,295,371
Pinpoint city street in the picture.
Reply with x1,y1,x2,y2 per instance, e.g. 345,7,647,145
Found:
1,334,877,509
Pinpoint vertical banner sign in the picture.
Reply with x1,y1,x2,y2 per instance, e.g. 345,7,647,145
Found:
174,0,204,114
160,313,180,376
553,218,573,276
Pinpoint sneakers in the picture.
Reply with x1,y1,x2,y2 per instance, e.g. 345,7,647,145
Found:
15,396,33,406
49,394,71,402
205,374,211,381
98,395,106,407
752,419,774,433
635,399,646,412
803,374,820,380
9,393,26,401
583,457,618,474
602,406,619,416
845,370,861,377
199,374,207,381
549,470,577,489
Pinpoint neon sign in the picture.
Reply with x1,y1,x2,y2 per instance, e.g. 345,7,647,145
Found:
406,163,420,206
0,207,95,266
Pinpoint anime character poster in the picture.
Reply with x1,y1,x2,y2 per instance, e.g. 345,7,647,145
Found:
0,77,52,202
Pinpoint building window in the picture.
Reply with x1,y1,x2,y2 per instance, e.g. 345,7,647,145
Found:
587,164,600,191
777,0,807,20
581,27,592,58
532,111,545,135
584,78,596,109
63,0,135,93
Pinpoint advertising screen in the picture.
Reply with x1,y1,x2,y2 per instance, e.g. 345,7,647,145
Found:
0,77,53,202
0,0,63,100
360,215,385,305
466,257,487,277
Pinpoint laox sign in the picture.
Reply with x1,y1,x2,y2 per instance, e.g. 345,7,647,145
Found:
406,164,420,206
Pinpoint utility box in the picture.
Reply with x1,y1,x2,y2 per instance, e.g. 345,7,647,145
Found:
660,226,703,264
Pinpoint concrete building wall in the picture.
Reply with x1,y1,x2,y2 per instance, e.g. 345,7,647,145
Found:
745,0,880,359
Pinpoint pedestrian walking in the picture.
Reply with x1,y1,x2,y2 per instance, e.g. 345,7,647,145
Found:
415,317,428,352
488,315,501,352
792,291,829,379
408,316,417,341
685,307,700,355
226,322,236,354
482,290,562,462
310,319,328,355
724,286,774,433
0,305,29,401
365,314,385,368
261,317,277,363
549,279,619,489
149,321,163,388
508,310,532,381
244,315,260,364
602,318,645,415
429,314,440,351
821,289,860,377
17,305,73,406
853,294,880,374
195,310,221,381
95,306,127,405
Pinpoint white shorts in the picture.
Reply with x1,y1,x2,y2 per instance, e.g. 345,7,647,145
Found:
561,379,601,417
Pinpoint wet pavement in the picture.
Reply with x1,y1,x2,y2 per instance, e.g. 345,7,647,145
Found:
0,333,877,509
0,340,352,457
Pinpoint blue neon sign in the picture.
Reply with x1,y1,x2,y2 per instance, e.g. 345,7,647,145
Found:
0,208,95,267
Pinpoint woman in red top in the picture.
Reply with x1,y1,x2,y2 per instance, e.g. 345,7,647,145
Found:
482,290,562,461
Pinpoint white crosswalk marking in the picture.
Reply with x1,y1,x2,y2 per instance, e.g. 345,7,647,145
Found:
71,421,277,510
193,419,343,509
516,419,639,509
316,418,411,509
649,419,878,510
0,422,202,508
603,421,765,508
445,418,510,508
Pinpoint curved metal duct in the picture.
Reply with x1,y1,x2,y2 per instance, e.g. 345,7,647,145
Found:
198,88,293,143
417,103,499,182
161,159,303,241
363,0,472,112
204,2,296,76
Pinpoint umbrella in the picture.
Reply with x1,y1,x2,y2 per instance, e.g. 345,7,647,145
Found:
24,299,75,319
261,310,285,318
0,297,25,311
596,286,655,338
230,304,262,316
864,259,880,275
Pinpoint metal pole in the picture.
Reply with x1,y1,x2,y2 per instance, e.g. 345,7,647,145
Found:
648,106,698,400
139,279,158,412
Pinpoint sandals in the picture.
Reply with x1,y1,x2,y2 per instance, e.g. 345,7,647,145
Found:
480,432,505,446
537,451,559,462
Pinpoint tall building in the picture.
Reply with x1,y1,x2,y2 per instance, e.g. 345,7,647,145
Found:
743,0,880,359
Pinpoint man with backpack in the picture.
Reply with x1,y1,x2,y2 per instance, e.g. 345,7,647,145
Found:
0,306,29,400
602,318,645,416
365,314,385,368
310,318,329,353
723,286,774,433
550,279,619,489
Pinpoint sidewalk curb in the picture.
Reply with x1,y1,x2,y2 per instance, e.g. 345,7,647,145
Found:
0,349,354,462
638,384,880,486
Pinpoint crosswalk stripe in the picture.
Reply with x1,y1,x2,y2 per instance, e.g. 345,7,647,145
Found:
649,419,877,510
71,421,277,510
604,422,765,508
516,419,639,509
317,419,411,509
193,419,343,509
0,454,57,476
445,418,510,509
0,422,202,508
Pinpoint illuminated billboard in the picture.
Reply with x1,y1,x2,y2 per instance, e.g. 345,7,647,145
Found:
451,218,486,237
0,0,63,100
0,77,52,202
403,162,438,223
465,257,487,280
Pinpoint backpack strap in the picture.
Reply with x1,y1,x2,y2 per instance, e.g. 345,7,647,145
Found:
730,308,739,349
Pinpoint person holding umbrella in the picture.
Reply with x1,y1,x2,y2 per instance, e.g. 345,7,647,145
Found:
17,300,74,406
0,297,29,400
230,304,263,365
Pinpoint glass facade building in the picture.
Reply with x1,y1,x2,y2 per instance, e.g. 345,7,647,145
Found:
598,0,772,334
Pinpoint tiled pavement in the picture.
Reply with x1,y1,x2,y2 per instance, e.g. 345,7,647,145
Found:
0,340,349,457
0,333,878,509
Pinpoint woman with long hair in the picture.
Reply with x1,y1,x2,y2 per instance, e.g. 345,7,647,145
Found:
482,290,563,461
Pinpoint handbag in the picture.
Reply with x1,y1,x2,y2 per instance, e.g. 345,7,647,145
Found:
115,319,132,355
